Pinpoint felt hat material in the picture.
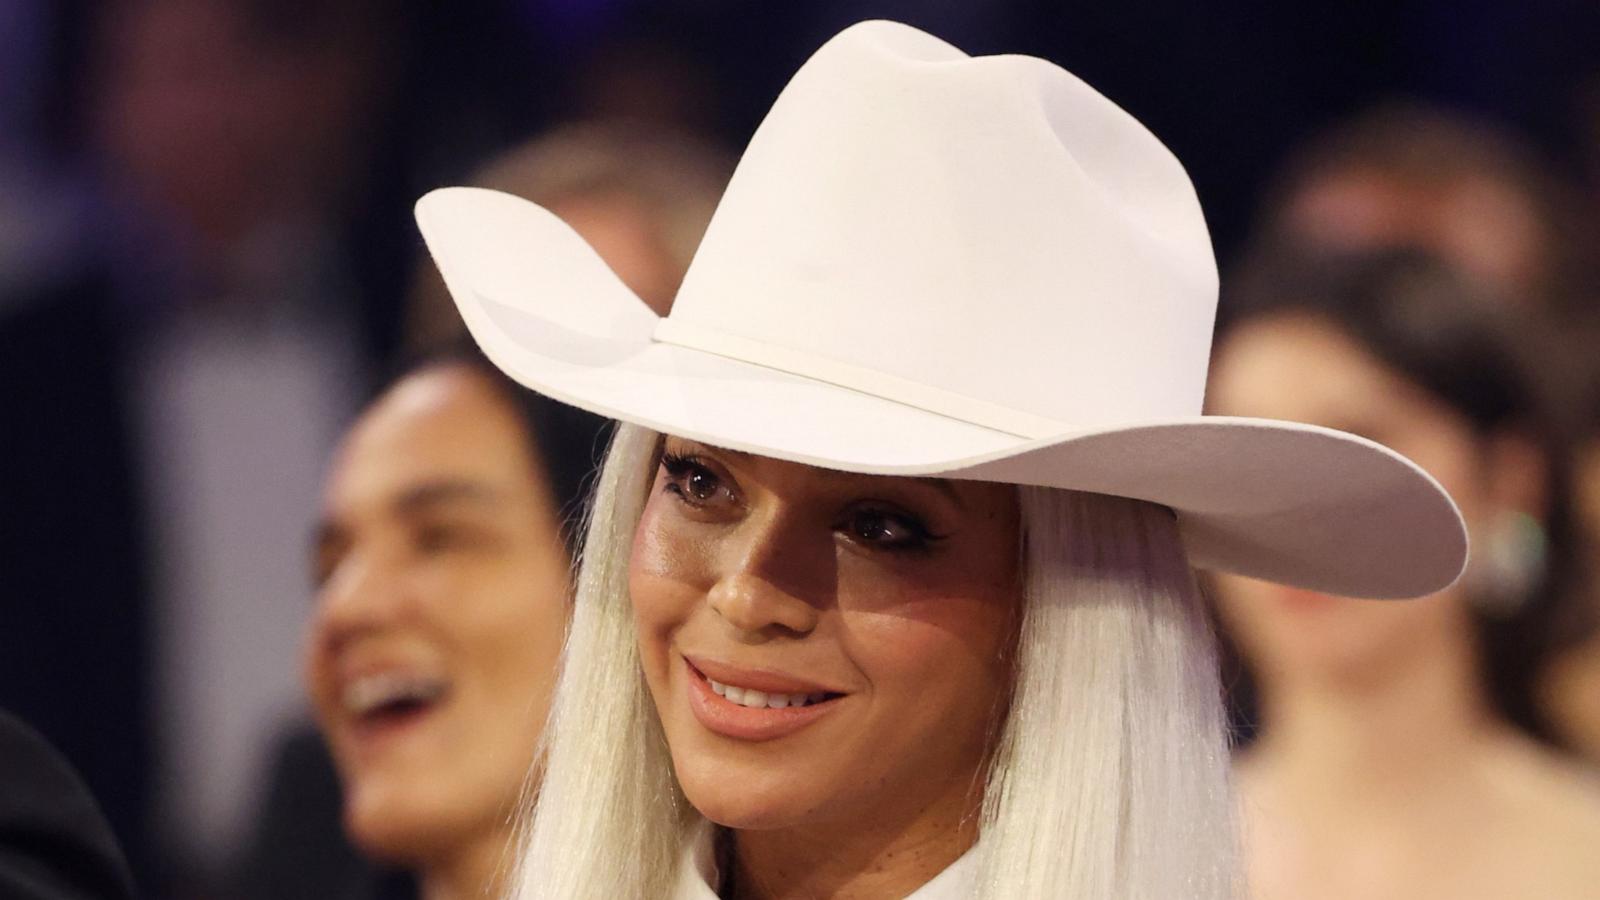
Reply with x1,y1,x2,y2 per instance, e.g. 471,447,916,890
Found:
416,20,1467,599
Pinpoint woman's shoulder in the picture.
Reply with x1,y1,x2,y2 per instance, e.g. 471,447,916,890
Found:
1479,731,1600,820
1474,734,1600,891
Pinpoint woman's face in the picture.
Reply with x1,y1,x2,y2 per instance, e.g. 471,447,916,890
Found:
630,437,1021,834
304,366,571,863
1206,313,1487,682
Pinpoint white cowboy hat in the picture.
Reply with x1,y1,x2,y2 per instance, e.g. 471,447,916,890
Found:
414,20,1466,599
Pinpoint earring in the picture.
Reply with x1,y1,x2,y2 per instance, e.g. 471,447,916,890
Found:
1468,510,1547,618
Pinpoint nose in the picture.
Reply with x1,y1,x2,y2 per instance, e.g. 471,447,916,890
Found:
706,510,831,640
310,547,409,651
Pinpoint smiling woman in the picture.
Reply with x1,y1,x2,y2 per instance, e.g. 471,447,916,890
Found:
633,440,1022,867
531,427,1234,899
302,352,607,900
413,20,1468,900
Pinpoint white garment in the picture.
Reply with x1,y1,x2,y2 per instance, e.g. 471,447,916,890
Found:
133,295,362,868
671,820,978,899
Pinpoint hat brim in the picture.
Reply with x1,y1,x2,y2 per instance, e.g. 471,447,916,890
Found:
417,187,1467,600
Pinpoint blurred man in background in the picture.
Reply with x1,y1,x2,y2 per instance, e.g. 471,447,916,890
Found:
90,0,407,887
1252,104,1597,319
3,0,413,891
405,120,731,347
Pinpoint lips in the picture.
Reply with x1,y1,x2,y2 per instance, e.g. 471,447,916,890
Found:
687,656,846,696
1272,586,1340,614
683,657,846,742
336,667,452,753
343,671,450,717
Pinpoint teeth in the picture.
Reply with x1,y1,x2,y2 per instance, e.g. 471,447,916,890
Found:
706,678,820,710
343,672,447,716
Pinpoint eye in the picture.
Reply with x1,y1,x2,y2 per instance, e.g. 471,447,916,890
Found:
412,521,483,555
840,505,944,553
660,452,735,508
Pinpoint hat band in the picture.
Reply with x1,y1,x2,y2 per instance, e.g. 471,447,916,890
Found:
652,318,1065,439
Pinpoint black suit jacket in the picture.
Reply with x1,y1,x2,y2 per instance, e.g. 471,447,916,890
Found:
0,710,136,900
0,276,154,879
231,723,416,900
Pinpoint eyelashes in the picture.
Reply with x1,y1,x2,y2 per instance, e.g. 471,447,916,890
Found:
657,451,700,477
839,507,946,552
656,450,947,553
659,451,727,507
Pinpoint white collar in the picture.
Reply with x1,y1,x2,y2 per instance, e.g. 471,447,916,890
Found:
671,820,979,899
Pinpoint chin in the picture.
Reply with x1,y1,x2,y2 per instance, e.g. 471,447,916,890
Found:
673,756,824,831
342,777,466,866
683,790,809,832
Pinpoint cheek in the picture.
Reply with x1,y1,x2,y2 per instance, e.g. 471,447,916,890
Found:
475,569,569,693
1387,428,1485,521
1215,571,1469,677
426,549,571,757
840,567,1018,742
1211,575,1288,659
1212,574,1394,674
842,549,1018,661
630,492,718,583
852,611,1011,738
852,591,1013,676
628,500,713,678
431,554,565,649
301,611,345,744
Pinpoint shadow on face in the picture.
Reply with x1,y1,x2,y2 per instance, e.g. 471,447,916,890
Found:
303,365,572,865
628,436,1022,834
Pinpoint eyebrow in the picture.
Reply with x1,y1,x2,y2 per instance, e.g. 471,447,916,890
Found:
311,479,504,558
390,479,503,515
669,440,966,509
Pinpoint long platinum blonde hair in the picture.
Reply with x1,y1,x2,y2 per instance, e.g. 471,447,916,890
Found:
510,424,1240,898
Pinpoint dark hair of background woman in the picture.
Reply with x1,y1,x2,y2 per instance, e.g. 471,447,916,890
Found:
1214,246,1595,748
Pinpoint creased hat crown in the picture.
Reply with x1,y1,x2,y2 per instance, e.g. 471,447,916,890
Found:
661,21,1218,437
413,20,1467,600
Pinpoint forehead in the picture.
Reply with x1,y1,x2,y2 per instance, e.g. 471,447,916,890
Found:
1210,313,1434,425
325,366,537,512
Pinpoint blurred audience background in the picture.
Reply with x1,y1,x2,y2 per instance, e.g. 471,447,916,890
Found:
2,1,1599,898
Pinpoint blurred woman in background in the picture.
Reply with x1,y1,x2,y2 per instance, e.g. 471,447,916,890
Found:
301,349,608,900
1208,249,1600,899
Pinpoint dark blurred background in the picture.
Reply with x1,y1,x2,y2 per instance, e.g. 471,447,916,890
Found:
2,1,1599,897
